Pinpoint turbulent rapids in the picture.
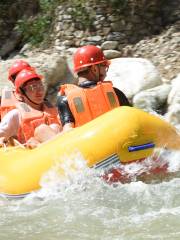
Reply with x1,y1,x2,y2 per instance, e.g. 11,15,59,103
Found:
0,106,180,196
0,149,180,240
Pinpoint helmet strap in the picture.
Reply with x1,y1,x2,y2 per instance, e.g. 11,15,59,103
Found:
20,87,40,106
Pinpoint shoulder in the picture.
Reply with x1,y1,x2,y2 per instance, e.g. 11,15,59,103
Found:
0,108,20,137
0,109,20,126
4,109,19,119
0,109,20,132
57,94,67,103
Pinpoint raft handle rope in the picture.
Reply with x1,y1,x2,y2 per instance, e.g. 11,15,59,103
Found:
128,142,155,152
3,138,26,152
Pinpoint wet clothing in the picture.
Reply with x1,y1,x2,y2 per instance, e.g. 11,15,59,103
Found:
57,80,130,126
16,101,60,143
0,109,20,139
59,81,120,127
0,88,17,120
0,101,60,143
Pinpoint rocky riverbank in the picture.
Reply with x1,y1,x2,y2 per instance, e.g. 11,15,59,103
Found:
0,0,179,128
122,21,180,81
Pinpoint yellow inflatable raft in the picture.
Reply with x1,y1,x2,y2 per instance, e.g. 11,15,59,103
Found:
0,106,179,196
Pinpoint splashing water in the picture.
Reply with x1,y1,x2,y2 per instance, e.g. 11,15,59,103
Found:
0,149,179,240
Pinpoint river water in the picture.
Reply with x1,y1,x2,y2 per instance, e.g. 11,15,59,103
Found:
0,81,180,239
0,150,180,240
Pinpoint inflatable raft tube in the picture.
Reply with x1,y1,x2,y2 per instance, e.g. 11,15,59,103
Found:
0,106,179,195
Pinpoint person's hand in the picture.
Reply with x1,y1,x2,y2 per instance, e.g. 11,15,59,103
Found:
62,123,74,133
0,137,7,147
34,124,58,143
25,137,40,149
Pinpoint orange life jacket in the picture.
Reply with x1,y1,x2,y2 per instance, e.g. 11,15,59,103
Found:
60,81,120,127
16,101,60,143
0,88,17,119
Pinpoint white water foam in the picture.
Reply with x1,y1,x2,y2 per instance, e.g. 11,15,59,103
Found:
0,146,180,240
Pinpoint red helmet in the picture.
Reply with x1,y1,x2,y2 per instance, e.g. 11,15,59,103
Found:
73,45,109,73
8,60,33,83
15,69,42,93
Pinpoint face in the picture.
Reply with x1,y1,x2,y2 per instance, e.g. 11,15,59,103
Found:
22,79,46,105
98,63,109,81
90,63,109,82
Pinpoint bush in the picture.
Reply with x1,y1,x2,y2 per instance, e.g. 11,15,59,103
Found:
16,0,58,45
108,0,128,9
70,0,95,31
15,0,128,46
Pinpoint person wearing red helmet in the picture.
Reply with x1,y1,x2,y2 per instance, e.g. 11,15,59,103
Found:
57,45,130,131
0,69,62,148
8,59,33,83
1,59,35,120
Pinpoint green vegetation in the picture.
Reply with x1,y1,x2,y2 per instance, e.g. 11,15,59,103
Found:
16,0,59,46
108,0,128,10
70,0,128,30
15,0,128,46
70,0,95,31
15,0,96,45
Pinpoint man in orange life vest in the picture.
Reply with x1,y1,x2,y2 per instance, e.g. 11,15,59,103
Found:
0,69,61,148
57,45,130,131
0,60,34,120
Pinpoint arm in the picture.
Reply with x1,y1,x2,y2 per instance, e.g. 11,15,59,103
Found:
113,87,131,106
57,95,75,131
0,109,20,146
